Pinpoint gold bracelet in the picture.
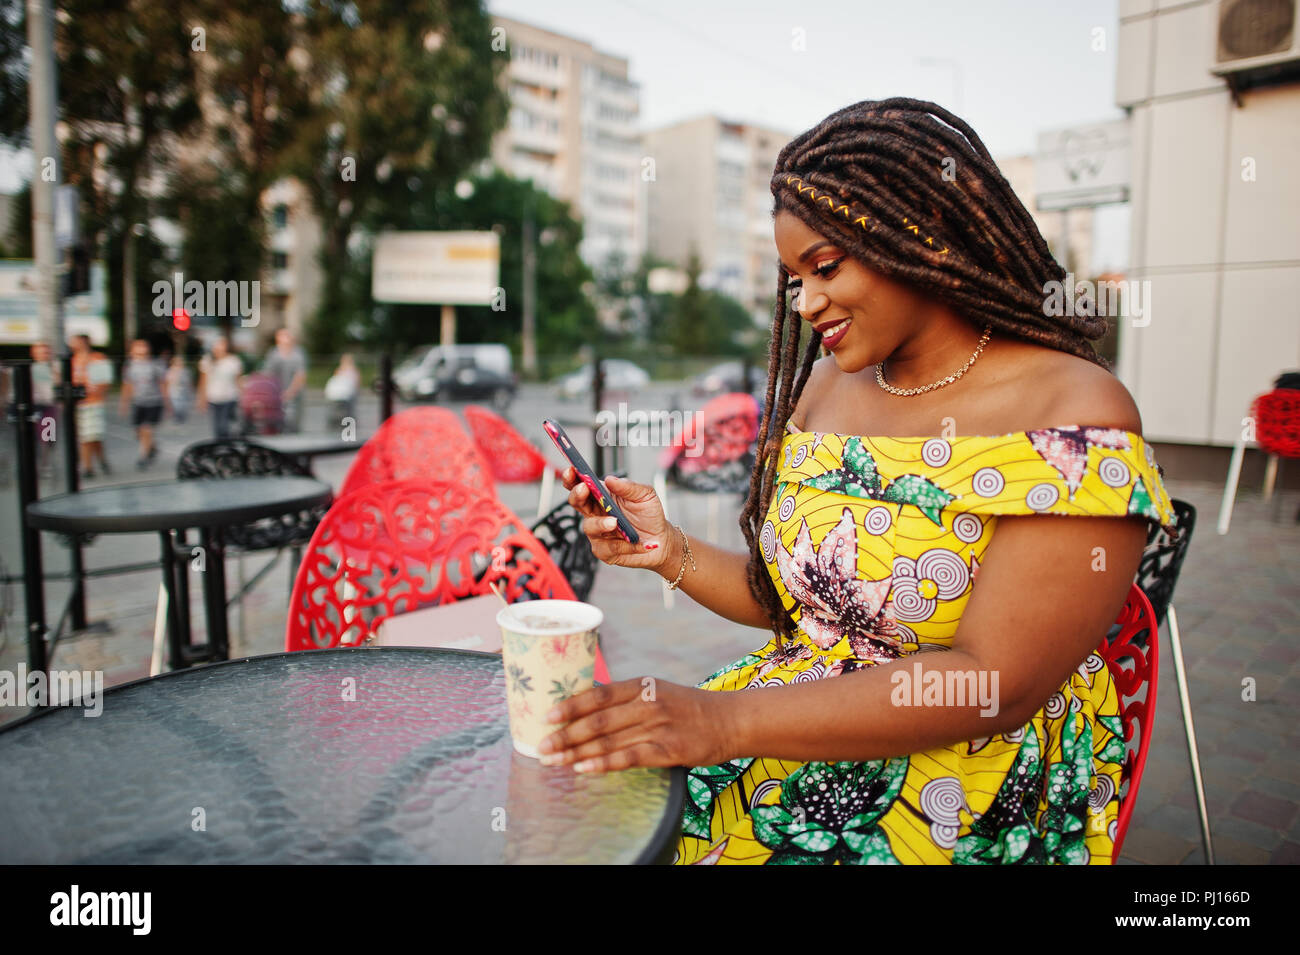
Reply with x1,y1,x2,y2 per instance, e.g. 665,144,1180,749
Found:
666,523,696,591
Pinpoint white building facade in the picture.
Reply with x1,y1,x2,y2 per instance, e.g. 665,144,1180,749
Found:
489,16,643,273
1115,0,1300,446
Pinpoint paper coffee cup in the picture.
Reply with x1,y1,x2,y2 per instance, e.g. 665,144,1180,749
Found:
497,600,603,758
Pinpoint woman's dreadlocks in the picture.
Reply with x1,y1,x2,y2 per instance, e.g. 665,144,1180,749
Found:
740,97,1110,641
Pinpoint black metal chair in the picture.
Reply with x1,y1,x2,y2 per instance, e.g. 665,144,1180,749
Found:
529,499,598,603
173,439,330,652
470,497,600,604
1134,499,1214,864
176,439,326,551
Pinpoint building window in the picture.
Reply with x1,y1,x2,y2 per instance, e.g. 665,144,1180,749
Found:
271,252,288,270
271,204,289,229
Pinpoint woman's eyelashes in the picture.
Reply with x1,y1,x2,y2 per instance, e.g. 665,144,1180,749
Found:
786,257,844,291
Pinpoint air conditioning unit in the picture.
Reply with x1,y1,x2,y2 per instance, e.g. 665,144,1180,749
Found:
1211,0,1300,79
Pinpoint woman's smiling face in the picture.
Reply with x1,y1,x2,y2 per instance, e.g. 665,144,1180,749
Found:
774,208,934,375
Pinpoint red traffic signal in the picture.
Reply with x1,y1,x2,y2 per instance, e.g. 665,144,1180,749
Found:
172,308,191,331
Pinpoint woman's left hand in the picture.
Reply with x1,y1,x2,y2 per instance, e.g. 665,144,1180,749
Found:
539,678,737,773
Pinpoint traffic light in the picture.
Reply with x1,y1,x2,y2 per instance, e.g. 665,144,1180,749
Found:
62,243,91,296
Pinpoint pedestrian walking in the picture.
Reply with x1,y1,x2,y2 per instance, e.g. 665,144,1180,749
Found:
262,328,307,433
324,352,360,431
120,338,169,469
69,334,113,478
30,341,60,474
197,336,245,439
165,355,195,424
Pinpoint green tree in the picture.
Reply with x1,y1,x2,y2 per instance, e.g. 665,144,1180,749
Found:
593,247,678,344
282,0,509,355
0,0,201,353
159,0,309,337
663,249,755,358
372,169,597,364
2,182,32,258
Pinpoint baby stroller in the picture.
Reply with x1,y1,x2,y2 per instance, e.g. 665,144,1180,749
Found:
238,372,285,435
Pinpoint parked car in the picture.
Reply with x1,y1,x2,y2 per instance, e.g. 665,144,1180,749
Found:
390,344,516,408
691,359,767,399
554,359,650,399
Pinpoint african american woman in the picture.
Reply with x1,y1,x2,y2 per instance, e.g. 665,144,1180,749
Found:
542,98,1178,865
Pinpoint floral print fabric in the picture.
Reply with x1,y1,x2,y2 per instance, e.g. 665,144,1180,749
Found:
673,425,1177,865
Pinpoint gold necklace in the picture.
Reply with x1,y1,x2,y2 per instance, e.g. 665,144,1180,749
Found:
875,327,992,397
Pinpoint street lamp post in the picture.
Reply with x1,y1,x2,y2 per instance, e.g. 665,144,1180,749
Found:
27,0,64,358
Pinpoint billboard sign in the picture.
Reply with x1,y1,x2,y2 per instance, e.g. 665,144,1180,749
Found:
0,259,109,345
1035,119,1130,211
371,231,500,305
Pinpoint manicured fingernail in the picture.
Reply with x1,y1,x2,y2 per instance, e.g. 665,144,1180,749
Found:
574,760,595,773
604,517,617,529
540,753,562,766
546,707,562,722
644,542,658,551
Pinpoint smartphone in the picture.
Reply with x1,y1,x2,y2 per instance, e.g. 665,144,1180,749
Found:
542,418,640,545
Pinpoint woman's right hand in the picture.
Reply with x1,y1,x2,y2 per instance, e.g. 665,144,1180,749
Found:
561,466,675,572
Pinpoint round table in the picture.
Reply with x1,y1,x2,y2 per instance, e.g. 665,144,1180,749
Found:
26,477,333,666
0,648,686,864
246,434,367,471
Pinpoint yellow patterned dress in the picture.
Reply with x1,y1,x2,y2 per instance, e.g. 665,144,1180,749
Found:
672,424,1178,865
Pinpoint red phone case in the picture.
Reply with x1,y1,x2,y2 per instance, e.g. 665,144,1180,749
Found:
542,419,639,545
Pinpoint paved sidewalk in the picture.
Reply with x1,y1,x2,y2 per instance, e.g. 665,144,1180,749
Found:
1,395,1296,864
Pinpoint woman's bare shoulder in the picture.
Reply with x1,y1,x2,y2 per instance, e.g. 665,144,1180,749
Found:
1032,351,1143,435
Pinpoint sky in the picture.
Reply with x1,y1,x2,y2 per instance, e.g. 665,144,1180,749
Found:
487,0,1125,155
2,0,1131,266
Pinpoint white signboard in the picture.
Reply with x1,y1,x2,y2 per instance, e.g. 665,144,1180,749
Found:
1035,119,1130,211
0,260,108,345
371,231,500,305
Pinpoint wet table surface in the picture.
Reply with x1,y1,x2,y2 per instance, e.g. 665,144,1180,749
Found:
0,648,684,864
25,476,333,534
246,434,368,460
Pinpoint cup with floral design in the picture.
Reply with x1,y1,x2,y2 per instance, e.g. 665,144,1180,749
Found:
497,600,602,757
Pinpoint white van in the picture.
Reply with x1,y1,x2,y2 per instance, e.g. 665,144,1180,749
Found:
392,344,516,408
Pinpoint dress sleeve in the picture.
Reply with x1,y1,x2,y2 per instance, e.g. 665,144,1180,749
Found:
938,428,1179,538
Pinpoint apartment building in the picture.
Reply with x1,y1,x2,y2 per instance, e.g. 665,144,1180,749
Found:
1114,0,1300,446
641,116,793,324
262,179,322,342
489,15,643,272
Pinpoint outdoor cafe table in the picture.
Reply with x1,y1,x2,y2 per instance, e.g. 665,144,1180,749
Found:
25,476,333,669
0,648,686,864
246,433,367,473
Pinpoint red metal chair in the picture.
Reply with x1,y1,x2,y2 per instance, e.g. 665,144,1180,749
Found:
1217,387,1300,533
654,393,760,607
286,478,610,682
339,407,496,498
464,404,563,517
1097,582,1159,861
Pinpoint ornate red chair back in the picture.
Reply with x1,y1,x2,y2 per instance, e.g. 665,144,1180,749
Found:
285,478,610,682
1096,582,1159,860
464,405,553,483
1253,389,1300,459
339,407,496,497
